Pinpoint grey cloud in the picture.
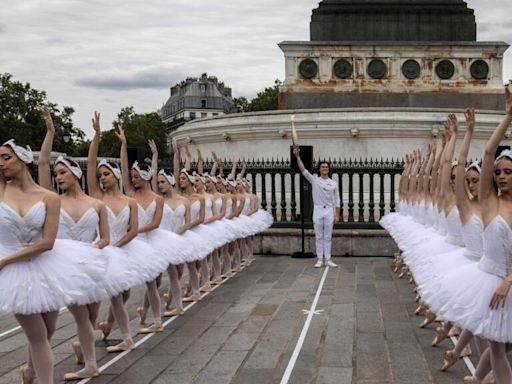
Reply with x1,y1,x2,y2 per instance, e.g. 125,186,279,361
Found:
76,66,185,91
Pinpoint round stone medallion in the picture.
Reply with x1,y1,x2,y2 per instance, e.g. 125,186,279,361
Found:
299,59,318,79
435,60,455,80
470,60,489,80
401,60,421,80
367,59,387,79
333,59,353,79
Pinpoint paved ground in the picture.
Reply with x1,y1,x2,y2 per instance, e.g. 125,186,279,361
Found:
0,256,476,384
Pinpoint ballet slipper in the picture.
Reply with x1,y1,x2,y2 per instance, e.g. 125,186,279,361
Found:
136,307,147,326
106,340,135,353
441,350,456,371
415,294,421,303
408,275,414,284
463,376,483,384
98,321,111,341
163,308,185,317
18,364,35,384
163,293,172,310
432,327,447,347
398,266,407,278
139,323,164,334
413,287,418,294
199,283,212,292
448,326,460,337
434,316,443,322
71,341,84,364
182,294,201,302
233,266,243,273
414,302,425,316
63,368,99,381
419,311,435,328
460,344,472,357
209,278,223,286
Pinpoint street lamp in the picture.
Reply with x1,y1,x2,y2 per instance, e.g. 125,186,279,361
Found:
63,128,71,144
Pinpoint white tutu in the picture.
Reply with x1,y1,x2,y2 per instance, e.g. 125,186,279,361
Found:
120,238,168,283
101,245,146,294
139,228,190,265
181,229,214,262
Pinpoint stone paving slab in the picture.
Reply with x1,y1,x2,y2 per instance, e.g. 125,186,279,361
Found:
0,256,480,384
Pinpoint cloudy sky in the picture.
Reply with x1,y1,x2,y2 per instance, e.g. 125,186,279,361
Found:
1,0,511,137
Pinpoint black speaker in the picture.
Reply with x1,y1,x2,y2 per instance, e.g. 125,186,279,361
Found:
290,145,313,172
495,145,511,159
127,147,145,166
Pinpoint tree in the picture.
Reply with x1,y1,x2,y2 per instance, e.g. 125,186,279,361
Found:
247,79,281,112
233,96,249,113
0,73,86,155
98,106,168,162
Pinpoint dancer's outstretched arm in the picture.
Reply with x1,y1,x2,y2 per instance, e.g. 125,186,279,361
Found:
197,149,204,174
172,138,179,179
87,112,102,198
238,161,246,180
228,155,237,180
439,114,458,203
455,108,475,223
116,125,135,196
38,107,56,191
149,139,160,194
184,143,192,171
422,143,436,198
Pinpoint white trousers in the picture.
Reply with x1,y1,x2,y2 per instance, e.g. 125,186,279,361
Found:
312,206,334,260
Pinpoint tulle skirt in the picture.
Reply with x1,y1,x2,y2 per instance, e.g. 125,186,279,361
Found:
181,230,214,262
0,239,109,315
139,228,190,265
102,245,148,295
119,238,167,283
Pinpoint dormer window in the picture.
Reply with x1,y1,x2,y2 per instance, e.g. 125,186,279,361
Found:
201,99,207,109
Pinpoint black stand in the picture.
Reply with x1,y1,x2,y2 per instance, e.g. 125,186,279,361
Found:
292,173,314,259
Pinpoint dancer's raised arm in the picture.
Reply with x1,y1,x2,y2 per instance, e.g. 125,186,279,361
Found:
172,138,179,178
87,112,102,198
38,107,56,191
480,87,512,206
439,114,458,201
197,149,204,174
149,139,160,194
455,108,475,223
228,155,237,180
116,125,135,196
238,161,246,180
422,143,436,197
184,143,192,171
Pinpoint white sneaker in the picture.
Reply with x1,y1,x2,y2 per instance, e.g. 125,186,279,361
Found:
314,260,323,268
325,260,338,268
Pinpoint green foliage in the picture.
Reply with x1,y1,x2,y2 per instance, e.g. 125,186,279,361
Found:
98,106,168,161
0,73,86,155
233,96,249,113
247,79,281,112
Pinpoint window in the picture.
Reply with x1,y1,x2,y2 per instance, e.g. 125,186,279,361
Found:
213,113,219,116
201,112,207,118
201,99,207,109
190,112,196,120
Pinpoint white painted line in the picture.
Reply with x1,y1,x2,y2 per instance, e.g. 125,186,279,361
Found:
280,266,329,384
77,268,241,384
449,335,476,375
0,307,68,340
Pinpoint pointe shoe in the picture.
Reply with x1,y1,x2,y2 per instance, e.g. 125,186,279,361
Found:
234,266,243,272
182,294,201,302
441,350,456,371
413,287,418,294
448,326,460,337
414,302,425,316
136,307,147,325
63,369,99,381
398,266,407,278
164,308,185,317
461,344,472,357
210,278,223,285
419,312,435,328
200,283,212,292
98,321,111,341
163,293,172,310
139,323,164,334
18,364,34,384
432,327,447,347
71,341,84,364
463,376,484,384
415,294,421,303
106,340,135,353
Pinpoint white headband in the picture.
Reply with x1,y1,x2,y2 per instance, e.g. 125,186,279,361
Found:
219,176,228,186
192,171,205,183
55,155,82,179
227,177,237,188
158,169,175,186
205,173,217,183
496,149,512,164
132,160,152,181
180,168,195,183
466,160,481,174
97,159,121,180
3,139,33,164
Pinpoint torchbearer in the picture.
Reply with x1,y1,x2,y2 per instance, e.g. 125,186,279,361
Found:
291,117,340,267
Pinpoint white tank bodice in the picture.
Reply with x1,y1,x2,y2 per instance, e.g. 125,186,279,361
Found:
57,208,98,243
242,197,251,215
225,198,232,217
205,199,213,219
445,206,464,246
107,205,130,244
0,201,45,252
478,216,512,278
161,203,186,233
215,198,223,217
191,200,201,222
461,215,484,261
137,200,156,229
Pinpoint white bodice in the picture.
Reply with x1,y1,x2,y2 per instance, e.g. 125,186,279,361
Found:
445,206,464,246
161,204,186,233
107,205,130,244
479,216,512,278
0,201,45,252
191,200,201,222
225,198,233,217
57,208,98,243
242,197,251,215
461,215,484,261
215,198,223,216
137,200,156,228
205,199,213,219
